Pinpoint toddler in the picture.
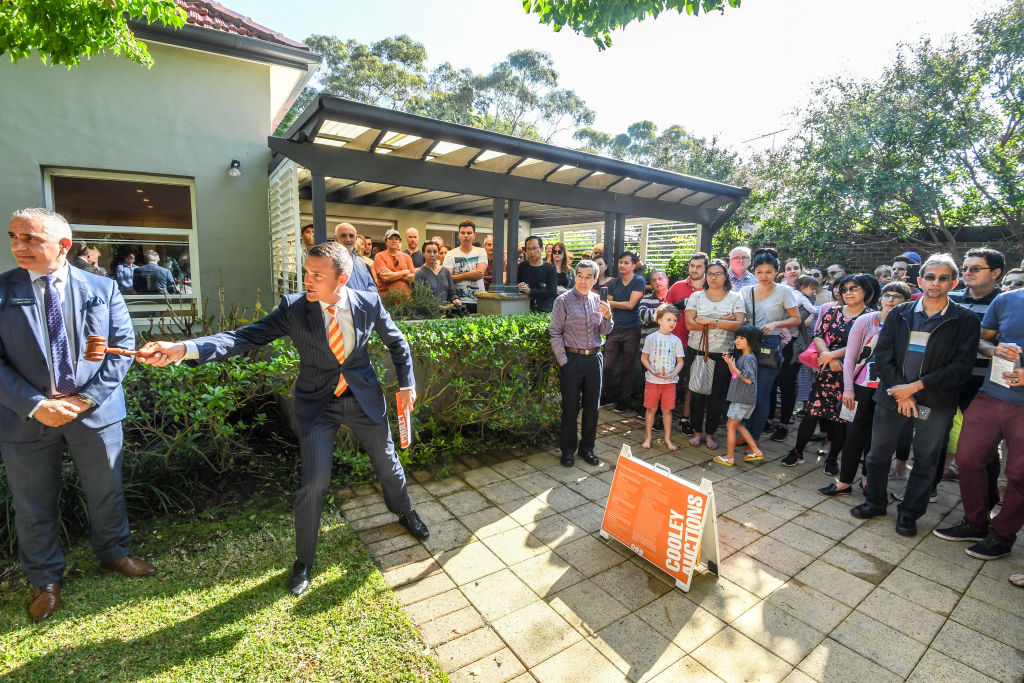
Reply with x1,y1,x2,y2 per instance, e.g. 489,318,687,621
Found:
640,304,686,450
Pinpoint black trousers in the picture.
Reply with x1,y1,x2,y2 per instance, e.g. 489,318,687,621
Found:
838,385,876,485
795,413,846,462
560,352,603,457
768,345,799,424
602,327,641,406
687,348,731,435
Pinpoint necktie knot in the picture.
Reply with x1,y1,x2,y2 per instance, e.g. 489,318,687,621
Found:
43,274,55,287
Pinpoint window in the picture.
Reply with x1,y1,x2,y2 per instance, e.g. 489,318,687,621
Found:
45,168,200,326
644,222,699,271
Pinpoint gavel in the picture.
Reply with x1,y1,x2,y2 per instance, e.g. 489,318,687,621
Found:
84,335,140,361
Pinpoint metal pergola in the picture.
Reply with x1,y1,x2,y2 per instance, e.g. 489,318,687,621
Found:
269,95,749,288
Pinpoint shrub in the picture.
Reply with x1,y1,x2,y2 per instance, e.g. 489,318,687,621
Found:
380,281,444,320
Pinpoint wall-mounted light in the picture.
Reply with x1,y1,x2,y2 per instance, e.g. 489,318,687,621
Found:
228,159,242,177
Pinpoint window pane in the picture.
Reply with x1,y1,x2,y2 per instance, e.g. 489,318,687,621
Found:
53,176,192,229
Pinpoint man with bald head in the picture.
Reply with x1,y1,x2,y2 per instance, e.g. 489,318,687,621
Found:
404,228,424,268
2,208,155,622
334,223,378,293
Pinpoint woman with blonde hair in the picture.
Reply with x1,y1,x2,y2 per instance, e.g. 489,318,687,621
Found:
548,241,575,294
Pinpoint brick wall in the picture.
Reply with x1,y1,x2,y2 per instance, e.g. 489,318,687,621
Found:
839,237,1022,274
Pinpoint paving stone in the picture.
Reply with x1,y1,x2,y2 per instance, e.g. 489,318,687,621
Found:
879,567,960,616
858,514,923,547
413,499,455,525
376,543,432,571
713,478,765,503
461,568,540,621
813,496,870,524
552,535,626,578
733,468,787,492
964,573,1024,616
914,533,986,570
727,503,789,534
796,638,901,683
645,655,723,683
716,517,764,550
771,484,826,508
830,610,927,677
589,614,685,681
509,551,585,597
590,561,673,611
478,479,532,505
547,578,632,637
930,620,1024,683
403,588,471,624
440,489,492,516
340,492,384,511
789,509,858,541
711,491,743,514
780,669,817,683
524,451,563,471
437,541,507,585
949,595,1024,650
422,476,469,497
348,511,398,532
393,571,457,606
820,543,895,585
900,548,977,592
356,521,406,545
566,476,612,502
491,458,537,479
544,465,589,485
742,535,814,576
766,580,852,633
511,471,561,495
523,514,590,549
434,626,506,672
793,559,874,608
907,648,998,683
364,532,419,559
681,574,760,623
732,601,826,666
382,557,442,589
481,526,549,566
450,647,527,683
460,506,521,539
976,552,1024,582
536,486,589,513
560,502,607,533
419,606,486,647
530,639,624,683
768,521,835,558
691,626,793,683
749,493,806,520
842,526,913,565
421,518,475,555
635,590,726,653
856,587,946,644
502,496,559,525
718,552,788,598
492,600,583,668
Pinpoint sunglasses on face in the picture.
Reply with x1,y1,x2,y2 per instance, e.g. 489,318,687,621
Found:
1004,279,1024,289
553,249,564,254
841,285,861,294
961,265,991,274
922,274,954,283
881,293,906,301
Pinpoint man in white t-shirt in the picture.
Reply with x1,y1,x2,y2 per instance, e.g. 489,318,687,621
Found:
444,219,488,312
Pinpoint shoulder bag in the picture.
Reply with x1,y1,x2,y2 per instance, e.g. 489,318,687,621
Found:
749,288,782,369
688,329,714,395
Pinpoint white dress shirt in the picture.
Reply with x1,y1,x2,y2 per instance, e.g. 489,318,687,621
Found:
28,263,77,396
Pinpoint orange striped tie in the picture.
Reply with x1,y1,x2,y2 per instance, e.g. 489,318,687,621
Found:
326,305,348,396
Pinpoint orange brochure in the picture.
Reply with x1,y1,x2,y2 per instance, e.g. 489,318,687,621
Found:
600,445,720,591
396,391,412,448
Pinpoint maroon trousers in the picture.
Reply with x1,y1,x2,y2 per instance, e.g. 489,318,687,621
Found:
957,392,1024,544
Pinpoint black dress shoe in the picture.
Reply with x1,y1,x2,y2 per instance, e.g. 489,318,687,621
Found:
399,510,430,539
561,453,575,467
895,514,917,537
288,561,311,596
850,502,887,519
579,451,600,466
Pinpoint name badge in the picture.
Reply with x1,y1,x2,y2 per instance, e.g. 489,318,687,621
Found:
10,298,36,306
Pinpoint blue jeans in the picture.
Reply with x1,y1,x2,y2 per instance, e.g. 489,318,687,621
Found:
744,364,781,442
865,402,954,520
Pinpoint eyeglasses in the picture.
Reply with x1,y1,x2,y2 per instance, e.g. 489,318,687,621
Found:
1004,279,1024,289
706,270,725,277
553,249,564,254
922,274,954,283
881,293,906,301
840,285,862,294
827,270,843,276
730,256,750,262
961,265,991,274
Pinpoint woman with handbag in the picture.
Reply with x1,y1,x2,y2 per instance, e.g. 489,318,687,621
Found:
819,280,910,495
741,248,801,444
684,259,746,449
781,274,880,471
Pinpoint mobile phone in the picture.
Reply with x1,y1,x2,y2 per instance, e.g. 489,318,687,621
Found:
916,405,931,421
600,287,608,302
905,264,921,283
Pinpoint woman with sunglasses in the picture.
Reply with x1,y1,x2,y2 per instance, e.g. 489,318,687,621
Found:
548,241,575,294
1003,268,1024,290
819,280,911,495
781,274,880,470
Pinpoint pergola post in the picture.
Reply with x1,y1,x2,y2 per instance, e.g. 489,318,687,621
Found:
699,223,713,255
603,213,614,261
491,197,506,289
614,213,626,261
311,173,327,243
506,199,520,290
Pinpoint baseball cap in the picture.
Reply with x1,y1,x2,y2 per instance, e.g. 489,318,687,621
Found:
903,251,922,264
384,228,401,239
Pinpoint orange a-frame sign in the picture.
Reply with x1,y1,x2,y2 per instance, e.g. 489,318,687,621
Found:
599,445,720,592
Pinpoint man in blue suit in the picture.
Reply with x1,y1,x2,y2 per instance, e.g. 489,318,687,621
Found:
132,250,177,294
139,241,427,596
334,222,378,293
1,208,156,622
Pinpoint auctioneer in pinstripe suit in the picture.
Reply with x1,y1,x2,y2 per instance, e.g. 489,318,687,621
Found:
138,242,428,596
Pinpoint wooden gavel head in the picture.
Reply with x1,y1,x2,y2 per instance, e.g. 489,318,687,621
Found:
85,335,138,361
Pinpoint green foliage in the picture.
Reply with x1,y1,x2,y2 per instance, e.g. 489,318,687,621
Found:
380,281,444,320
523,0,741,49
0,0,186,67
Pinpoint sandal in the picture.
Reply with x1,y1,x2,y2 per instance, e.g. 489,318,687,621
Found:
705,436,719,450
712,455,735,467
743,451,763,462
1010,573,1024,588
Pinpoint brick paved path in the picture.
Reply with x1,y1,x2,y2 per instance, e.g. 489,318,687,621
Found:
338,409,1024,682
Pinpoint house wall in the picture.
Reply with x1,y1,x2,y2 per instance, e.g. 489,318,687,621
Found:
841,237,1022,274
0,42,275,316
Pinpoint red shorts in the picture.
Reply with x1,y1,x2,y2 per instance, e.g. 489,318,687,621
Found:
643,382,677,412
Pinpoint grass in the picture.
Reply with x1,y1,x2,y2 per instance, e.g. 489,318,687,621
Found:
0,492,447,682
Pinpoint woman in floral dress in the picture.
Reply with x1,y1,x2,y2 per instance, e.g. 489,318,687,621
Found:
780,274,880,473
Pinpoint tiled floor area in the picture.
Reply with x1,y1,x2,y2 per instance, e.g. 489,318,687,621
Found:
337,409,1024,682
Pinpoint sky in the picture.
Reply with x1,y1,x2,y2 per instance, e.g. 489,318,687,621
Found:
227,0,1000,154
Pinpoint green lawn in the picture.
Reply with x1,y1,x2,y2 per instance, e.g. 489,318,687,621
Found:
0,493,446,682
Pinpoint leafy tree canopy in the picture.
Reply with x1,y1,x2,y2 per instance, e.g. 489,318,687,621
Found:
523,0,741,48
0,0,185,67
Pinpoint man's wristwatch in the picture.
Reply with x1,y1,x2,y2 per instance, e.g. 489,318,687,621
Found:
79,395,97,408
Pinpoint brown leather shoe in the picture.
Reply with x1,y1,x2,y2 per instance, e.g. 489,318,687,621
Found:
28,583,61,622
100,555,157,577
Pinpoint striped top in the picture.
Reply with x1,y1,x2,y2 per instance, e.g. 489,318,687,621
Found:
904,299,950,383
949,287,1001,377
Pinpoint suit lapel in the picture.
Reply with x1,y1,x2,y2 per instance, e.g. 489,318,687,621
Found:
12,270,47,359
69,268,89,346
306,298,330,354
347,288,368,358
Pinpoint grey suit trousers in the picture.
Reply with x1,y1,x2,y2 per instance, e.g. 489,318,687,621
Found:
1,420,131,586
296,392,411,564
